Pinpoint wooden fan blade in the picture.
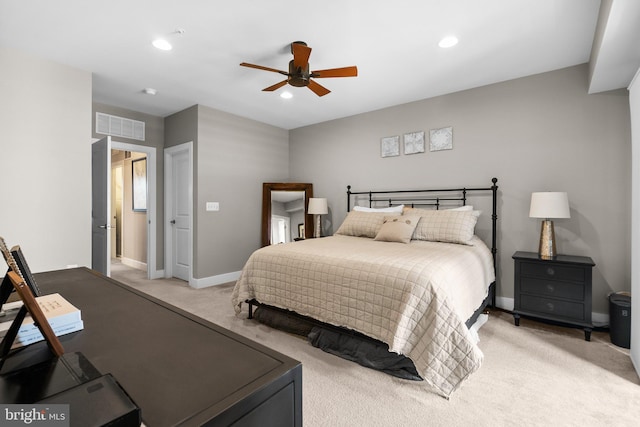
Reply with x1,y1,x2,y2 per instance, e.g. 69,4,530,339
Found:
240,62,288,76
263,80,288,92
311,66,358,78
307,79,331,97
292,43,312,69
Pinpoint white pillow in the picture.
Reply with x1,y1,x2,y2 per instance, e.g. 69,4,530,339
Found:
447,205,473,211
353,204,404,213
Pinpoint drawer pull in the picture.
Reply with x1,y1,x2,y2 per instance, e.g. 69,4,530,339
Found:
546,284,555,293
546,302,555,312
546,267,555,276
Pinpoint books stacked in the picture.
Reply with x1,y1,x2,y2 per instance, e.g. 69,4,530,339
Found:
0,293,83,349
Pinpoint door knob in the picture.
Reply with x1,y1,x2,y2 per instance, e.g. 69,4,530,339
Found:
170,220,176,224
98,224,110,229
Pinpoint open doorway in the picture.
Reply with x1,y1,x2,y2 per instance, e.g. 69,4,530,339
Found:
92,138,157,278
111,149,148,272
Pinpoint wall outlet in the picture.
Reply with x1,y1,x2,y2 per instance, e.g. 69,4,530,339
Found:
206,202,220,211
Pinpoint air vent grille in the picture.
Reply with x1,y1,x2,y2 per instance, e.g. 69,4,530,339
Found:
96,112,145,141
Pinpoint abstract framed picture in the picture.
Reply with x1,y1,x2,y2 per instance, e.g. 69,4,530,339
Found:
429,126,453,152
132,157,147,212
403,131,425,155
380,136,400,158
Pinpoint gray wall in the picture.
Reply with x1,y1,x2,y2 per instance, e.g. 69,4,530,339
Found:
92,102,165,269
289,64,631,315
0,46,92,271
196,105,289,278
165,105,289,279
121,153,148,265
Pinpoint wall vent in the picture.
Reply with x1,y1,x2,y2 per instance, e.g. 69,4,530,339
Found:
96,112,145,141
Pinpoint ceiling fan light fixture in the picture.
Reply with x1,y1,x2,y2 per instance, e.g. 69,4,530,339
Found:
240,41,357,97
280,91,293,99
152,39,172,51
438,36,459,48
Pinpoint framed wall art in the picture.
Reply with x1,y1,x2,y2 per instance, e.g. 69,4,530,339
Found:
380,136,400,158
429,126,453,152
403,131,425,155
132,157,147,212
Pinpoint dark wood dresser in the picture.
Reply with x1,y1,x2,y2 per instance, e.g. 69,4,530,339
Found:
0,268,302,426
512,251,595,341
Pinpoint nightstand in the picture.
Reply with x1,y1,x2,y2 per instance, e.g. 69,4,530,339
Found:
512,251,595,341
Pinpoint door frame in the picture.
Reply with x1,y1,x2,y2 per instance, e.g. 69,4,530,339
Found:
93,138,158,279
164,141,194,284
113,141,158,279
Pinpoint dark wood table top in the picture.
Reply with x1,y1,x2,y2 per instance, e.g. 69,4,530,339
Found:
1,268,301,426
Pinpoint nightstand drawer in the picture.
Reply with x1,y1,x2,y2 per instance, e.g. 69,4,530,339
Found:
520,277,584,300
520,262,585,283
520,294,585,321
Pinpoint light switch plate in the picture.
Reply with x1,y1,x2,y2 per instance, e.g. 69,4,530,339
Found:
206,202,220,211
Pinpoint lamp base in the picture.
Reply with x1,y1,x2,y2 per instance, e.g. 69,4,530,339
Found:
314,214,322,238
538,219,557,260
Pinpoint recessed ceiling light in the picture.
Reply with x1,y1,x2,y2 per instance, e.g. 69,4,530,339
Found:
143,88,157,95
438,36,458,48
152,39,172,51
280,91,293,99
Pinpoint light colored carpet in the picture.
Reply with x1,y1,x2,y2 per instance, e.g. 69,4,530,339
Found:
111,263,640,426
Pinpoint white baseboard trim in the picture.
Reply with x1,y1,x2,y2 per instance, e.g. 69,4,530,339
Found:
189,271,242,289
496,296,514,311
121,257,147,271
494,296,609,327
150,269,165,280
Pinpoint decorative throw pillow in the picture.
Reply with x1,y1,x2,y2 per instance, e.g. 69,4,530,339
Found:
405,209,481,245
353,204,404,213
335,211,401,238
374,215,421,244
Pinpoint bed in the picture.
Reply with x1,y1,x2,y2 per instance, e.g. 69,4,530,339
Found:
232,178,498,397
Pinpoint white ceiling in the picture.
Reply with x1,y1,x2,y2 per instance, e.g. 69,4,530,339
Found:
1,0,638,130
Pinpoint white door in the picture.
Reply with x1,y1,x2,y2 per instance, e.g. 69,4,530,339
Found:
91,136,111,276
165,143,192,282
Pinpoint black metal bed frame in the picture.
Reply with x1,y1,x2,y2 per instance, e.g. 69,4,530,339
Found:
248,177,499,319
346,177,499,310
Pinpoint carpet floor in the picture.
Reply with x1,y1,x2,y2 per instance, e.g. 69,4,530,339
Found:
111,262,640,426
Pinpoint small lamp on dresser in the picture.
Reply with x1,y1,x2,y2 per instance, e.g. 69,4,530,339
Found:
308,198,328,238
529,191,570,259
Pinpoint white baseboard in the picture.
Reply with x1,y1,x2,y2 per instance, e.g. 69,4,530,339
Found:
189,271,241,289
496,296,514,311
121,257,147,271
150,269,165,280
495,296,609,327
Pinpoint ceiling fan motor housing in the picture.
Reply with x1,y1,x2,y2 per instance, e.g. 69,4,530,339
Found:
288,60,310,87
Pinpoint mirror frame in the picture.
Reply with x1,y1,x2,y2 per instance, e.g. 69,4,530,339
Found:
262,183,314,247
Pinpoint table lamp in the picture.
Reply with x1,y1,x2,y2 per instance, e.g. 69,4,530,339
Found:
529,192,570,259
308,198,328,238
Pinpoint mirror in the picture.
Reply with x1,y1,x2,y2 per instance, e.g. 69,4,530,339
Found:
262,183,313,247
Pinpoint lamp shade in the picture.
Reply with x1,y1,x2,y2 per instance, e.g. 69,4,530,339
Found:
308,198,328,215
529,192,570,219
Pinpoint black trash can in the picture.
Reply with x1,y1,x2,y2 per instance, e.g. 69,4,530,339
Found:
609,292,631,349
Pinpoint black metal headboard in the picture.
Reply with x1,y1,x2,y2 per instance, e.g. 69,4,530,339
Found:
346,177,499,277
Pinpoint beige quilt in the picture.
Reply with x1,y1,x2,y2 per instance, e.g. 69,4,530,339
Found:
232,234,495,397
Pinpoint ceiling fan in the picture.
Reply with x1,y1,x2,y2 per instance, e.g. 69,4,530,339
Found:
240,41,358,97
